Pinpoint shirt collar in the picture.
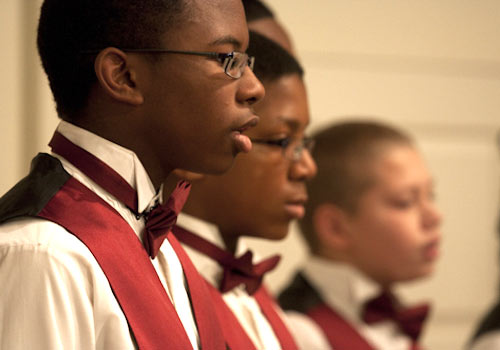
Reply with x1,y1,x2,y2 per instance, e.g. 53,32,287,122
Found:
176,212,226,286
303,256,382,320
175,212,256,289
56,121,157,213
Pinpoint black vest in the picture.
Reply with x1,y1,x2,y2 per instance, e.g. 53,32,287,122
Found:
0,153,70,223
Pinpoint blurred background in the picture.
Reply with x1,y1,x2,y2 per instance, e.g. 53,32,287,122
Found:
1,1,499,349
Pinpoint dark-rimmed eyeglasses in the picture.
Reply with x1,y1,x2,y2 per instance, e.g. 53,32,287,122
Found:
251,137,315,161
84,48,255,79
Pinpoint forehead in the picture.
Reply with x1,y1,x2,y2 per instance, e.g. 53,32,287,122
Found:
164,0,249,50
254,75,309,131
248,18,294,54
369,145,430,187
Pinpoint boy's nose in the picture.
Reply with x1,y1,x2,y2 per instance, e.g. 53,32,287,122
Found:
422,200,442,230
236,66,265,106
290,149,317,181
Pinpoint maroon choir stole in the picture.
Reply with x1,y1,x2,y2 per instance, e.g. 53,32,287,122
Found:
278,273,428,350
173,224,299,350
0,132,225,349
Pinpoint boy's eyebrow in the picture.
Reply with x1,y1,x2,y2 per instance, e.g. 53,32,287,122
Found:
278,116,306,132
209,35,243,50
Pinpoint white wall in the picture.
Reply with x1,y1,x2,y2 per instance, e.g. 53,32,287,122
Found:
0,0,23,189
1,2,499,349
0,0,58,195
242,1,500,349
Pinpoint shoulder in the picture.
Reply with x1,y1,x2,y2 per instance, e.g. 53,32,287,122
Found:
472,302,500,342
471,331,500,350
0,219,134,350
0,217,116,320
0,217,103,281
0,153,70,223
278,271,323,312
1,217,93,252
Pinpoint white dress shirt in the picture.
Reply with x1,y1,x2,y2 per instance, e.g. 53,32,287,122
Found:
0,121,199,350
284,256,414,350
176,212,283,350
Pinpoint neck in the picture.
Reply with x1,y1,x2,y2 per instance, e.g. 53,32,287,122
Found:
221,233,238,254
71,116,169,190
181,204,239,255
314,247,345,262
162,174,184,201
180,183,242,254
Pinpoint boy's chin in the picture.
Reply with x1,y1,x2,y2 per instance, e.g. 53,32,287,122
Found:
247,225,290,242
394,267,436,285
260,226,290,241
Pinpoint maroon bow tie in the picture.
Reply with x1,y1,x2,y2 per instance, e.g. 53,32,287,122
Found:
172,225,280,295
219,249,280,295
143,181,191,258
49,131,190,259
362,291,430,341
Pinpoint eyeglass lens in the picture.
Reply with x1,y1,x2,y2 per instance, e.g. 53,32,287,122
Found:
285,138,315,161
223,53,253,79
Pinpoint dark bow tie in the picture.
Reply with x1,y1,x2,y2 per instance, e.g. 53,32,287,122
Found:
219,250,280,295
362,291,430,341
49,131,191,259
172,225,280,295
143,181,191,258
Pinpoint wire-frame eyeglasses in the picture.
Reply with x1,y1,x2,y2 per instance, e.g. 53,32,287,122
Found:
251,137,315,161
115,49,255,79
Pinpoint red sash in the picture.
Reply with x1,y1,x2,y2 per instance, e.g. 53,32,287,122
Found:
38,177,195,349
206,282,257,350
307,303,375,350
308,304,423,350
172,225,298,349
206,281,299,350
254,287,298,350
42,132,226,349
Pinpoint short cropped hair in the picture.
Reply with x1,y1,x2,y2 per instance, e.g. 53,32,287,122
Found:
242,0,274,22
247,31,303,83
37,0,186,120
300,120,414,251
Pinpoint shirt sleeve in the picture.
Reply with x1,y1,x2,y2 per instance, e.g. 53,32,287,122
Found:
0,218,135,350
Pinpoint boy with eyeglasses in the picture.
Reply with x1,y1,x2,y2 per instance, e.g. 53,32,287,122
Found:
0,0,264,349
170,31,317,349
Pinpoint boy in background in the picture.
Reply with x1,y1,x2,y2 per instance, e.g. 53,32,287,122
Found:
279,121,442,350
468,133,500,350
171,31,317,349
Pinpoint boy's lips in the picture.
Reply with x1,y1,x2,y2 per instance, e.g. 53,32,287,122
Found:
423,238,440,261
284,203,305,219
284,196,308,219
231,116,259,153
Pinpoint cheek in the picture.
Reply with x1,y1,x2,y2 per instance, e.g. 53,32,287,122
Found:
233,159,288,210
201,83,236,114
191,91,237,140
352,208,434,282
254,161,288,196
165,72,234,121
356,211,421,256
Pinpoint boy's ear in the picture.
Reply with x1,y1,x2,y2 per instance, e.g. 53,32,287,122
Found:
313,203,351,251
172,169,206,183
94,48,144,105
